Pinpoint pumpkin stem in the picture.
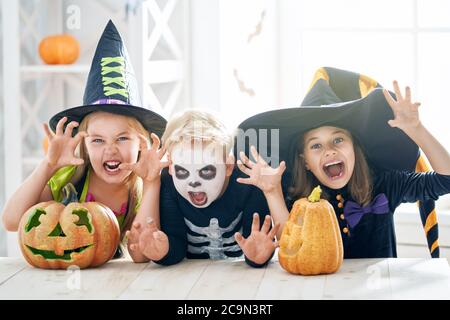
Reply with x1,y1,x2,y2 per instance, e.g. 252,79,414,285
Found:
308,185,322,203
61,183,79,205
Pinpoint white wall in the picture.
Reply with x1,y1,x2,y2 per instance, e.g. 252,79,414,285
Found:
190,0,278,129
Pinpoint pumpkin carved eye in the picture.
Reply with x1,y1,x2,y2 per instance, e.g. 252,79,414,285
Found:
24,208,46,232
24,208,93,235
72,209,93,233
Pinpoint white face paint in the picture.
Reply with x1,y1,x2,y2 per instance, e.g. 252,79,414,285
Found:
170,141,227,208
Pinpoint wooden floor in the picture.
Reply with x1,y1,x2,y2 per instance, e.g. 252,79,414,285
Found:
1,255,450,299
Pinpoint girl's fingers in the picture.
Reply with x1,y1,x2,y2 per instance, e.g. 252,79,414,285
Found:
405,86,411,102
250,145,261,164
73,131,88,145
393,80,403,101
137,134,149,150
261,215,271,234
251,145,267,165
237,160,252,176
278,161,287,174
234,232,245,247
119,162,136,171
268,223,280,239
387,119,398,128
70,158,84,166
240,151,255,168
42,123,54,140
383,89,397,108
158,146,167,160
55,117,67,136
251,213,260,233
160,161,170,169
129,243,138,251
64,121,79,137
236,177,253,185
150,133,161,151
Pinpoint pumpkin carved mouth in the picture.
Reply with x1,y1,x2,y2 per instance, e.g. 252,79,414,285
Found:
25,244,93,261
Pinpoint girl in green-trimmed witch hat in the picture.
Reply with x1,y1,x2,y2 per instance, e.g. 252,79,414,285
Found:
2,20,167,261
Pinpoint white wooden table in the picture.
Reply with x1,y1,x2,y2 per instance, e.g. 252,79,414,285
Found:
1,256,450,300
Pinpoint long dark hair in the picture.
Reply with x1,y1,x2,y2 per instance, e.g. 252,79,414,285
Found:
288,128,373,206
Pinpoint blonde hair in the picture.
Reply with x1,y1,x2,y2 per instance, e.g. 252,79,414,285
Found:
73,111,149,238
289,128,373,206
161,110,233,157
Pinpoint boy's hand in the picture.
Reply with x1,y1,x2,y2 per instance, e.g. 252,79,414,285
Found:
236,145,286,195
125,221,143,252
43,117,87,170
138,218,169,261
383,81,422,133
119,133,168,183
235,214,279,265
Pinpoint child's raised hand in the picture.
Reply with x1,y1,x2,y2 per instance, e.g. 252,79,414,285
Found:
43,117,87,170
237,145,286,195
119,133,168,184
383,81,422,133
137,218,169,261
235,214,279,265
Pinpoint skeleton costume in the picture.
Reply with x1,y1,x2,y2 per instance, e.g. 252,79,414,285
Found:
154,167,271,267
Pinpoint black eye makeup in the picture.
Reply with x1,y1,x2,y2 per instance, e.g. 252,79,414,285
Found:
174,165,190,179
199,165,217,180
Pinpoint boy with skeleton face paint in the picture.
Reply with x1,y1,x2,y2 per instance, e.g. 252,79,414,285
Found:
128,110,279,266
170,140,227,208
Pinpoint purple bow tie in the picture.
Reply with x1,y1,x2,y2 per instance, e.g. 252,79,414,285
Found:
343,193,389,228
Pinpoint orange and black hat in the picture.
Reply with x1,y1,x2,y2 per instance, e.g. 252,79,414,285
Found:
236,67,419,174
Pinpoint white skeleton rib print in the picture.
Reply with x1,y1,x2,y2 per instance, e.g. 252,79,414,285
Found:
184,212,243,259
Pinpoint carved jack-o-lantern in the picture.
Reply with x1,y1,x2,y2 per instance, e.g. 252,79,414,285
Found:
278,186,343,275
18,185,120,269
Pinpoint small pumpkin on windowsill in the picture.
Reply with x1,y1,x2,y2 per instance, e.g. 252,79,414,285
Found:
278,186,343,275
38,34,80,65
18,184,120,269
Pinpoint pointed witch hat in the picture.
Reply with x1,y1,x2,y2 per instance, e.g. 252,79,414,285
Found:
236,67,420,175
49,20,166,137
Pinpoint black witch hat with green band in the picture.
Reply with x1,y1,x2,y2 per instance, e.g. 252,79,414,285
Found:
50,20,167,137
236,67,420,175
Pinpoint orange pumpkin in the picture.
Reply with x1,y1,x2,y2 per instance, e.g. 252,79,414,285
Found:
18,185,120,269
38,34,80,65
278,186,343,275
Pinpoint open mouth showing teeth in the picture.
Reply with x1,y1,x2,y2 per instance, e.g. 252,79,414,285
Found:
188,192,207,206
323,161,345,180
103,161,121,172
